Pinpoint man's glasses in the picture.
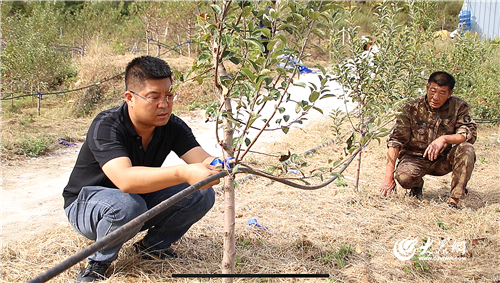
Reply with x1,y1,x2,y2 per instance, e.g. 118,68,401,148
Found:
129,90,178,103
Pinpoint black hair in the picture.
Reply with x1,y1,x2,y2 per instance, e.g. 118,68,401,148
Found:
428,71,455,91
125,56,172,90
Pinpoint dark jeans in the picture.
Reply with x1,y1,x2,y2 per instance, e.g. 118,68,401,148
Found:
65,183,215,262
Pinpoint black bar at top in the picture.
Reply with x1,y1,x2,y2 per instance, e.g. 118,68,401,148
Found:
172,274,329,278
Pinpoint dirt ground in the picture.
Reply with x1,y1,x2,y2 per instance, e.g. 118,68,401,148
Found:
1,114,499,282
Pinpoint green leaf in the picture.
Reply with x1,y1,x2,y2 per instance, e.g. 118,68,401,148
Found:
232,164,241,175
293,82,307,88
245,138,251,147
316,64,327,75
231,136,243,148
295,103,301,114
240,68,255,81
211,4,221,15
320,94,336,99
313,106,323,114
221,35,233,46
309,91,320,102
282,126,290,134
229,56,241,65
283,115,290,122
277,23,295,31
193,77,204,85
314,173,324,181
291,13,305,23
243,38,265,53
278,107,285,114
255,27,271,38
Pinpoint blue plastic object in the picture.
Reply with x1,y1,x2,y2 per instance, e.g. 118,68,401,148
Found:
210,157,235,169
459,10,472,32
247,218,268,229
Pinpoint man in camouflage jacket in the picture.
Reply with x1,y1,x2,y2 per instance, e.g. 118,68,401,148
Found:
380,71,476,208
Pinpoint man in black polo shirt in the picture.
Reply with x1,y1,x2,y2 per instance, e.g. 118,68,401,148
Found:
63,56,221,282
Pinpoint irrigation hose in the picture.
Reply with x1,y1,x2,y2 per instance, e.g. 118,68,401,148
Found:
26,171,228,283
26,146,362,283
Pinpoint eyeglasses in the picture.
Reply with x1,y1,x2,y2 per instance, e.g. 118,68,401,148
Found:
129,90,178,103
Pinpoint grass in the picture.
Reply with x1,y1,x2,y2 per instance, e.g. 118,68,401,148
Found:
1,53,500,282
2,120,499,282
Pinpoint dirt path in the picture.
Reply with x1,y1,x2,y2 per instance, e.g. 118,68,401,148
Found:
1,145,80,242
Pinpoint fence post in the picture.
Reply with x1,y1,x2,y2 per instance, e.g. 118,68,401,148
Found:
177,35,182,56
37,85,41,116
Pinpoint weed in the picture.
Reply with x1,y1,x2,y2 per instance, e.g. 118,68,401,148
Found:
411,253,430,272
479,157,488,164
14,135,53,157
320,244,353,268
235,256,245,266
436,219,450,230
335,177,348,187
237,239,250,248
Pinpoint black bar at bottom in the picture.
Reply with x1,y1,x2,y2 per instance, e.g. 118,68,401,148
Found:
172,274,329,278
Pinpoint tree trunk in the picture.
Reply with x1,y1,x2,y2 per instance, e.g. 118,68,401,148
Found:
354,150,362,190
214,34,236,281
221,95,235,281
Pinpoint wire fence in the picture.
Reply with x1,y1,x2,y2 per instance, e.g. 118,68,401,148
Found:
1,38,189,102
1,37,499,124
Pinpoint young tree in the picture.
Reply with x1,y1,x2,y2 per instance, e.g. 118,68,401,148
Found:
184,0,343,279
1,1,73,101
328,1,439,188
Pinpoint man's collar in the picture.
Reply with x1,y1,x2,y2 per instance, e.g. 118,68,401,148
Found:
121,102,140,137
121,102,166,139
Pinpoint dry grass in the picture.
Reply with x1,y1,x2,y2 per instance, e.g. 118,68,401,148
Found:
2,120,499,283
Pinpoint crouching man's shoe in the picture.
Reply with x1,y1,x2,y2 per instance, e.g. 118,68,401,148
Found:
133,239,178,260
76,260,111,282
405,186,423,198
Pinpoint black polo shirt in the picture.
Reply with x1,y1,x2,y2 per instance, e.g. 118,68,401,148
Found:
62,102,200,208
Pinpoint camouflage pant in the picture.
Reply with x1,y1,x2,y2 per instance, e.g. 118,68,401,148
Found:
394,142,476,199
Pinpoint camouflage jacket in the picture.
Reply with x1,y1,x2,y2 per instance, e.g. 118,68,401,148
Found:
387,95,477,158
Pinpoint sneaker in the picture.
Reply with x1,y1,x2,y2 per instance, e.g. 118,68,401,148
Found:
76,260,111,282
133,240,178,260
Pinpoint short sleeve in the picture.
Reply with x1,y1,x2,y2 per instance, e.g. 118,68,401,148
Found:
87,112,130,168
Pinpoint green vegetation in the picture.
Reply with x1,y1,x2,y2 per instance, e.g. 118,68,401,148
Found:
319,244,354,268
3,134,54,157
1,1,499,159
436,219,450,230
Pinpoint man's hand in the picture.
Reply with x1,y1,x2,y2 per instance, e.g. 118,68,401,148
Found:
380,146,399,197
380,175,396,196
423,136,446,161
184,163,221,190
